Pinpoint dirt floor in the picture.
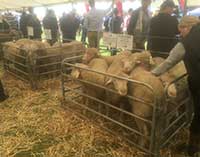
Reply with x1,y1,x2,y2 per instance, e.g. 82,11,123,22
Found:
0,63,189,157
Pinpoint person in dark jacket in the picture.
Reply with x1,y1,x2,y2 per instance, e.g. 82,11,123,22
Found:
26,7,42,39
81,14,87,44
43,9,58,45
3,12,18,30
19,11,29,38
0,80,8,102
109,8,123,34
151,16,200,157
147,0,179,58
127,0,151,49
109,8,122,56
0,15,10,33
60,11,80,43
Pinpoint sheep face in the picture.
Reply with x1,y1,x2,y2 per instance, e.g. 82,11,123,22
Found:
113,78,128,96
121,57,137,74
105,73,129,96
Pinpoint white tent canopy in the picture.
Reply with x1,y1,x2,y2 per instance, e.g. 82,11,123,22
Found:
187,0,200,7
0,0,199,10
0,0,76,10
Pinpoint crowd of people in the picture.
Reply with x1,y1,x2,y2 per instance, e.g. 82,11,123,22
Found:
0,0,182,51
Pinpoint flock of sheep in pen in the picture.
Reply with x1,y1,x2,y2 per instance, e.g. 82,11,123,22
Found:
70,48,187,147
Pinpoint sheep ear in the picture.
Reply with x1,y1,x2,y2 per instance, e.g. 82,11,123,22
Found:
167,84,177,98
105,77,113,86
71,69,80,79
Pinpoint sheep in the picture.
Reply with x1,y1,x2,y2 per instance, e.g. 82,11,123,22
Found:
82,48,132,65
104,56,131,104
151,57,186,98
126,56,185,148
128,66,165,148
15,39,47,56
71,58,108,107
104,51,154,107
121,51,153,73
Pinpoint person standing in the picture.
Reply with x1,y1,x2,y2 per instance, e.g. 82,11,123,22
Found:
84,0,114,48
3,12,18,30
109,8,123,56
60,10,80,43
147,0,179,58
124,8,133,32
0,15,10,33
81,14,88,44
43,9,58,45
151,16,200,157
26,7,42,39
19,11,29,38
127,0,151,49
109,8,123,34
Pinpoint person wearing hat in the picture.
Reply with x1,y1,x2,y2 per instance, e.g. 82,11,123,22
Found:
147,0,179,58
127,0,152,49
151,16,200,156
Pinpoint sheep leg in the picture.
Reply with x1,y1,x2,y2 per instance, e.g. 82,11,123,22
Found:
136,119,149,149
105,105,109,117
119,103,124,122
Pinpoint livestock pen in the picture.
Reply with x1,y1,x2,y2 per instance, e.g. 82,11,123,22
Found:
61,55,193,157
3,40,84,89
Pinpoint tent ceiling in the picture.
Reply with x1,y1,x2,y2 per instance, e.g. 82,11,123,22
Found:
0,0,199,10
187,0,200,7
0,0,78,10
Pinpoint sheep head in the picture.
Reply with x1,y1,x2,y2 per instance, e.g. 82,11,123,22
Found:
128,51,153,70
82,48,99,64
121,57,137,74
105,72,129,96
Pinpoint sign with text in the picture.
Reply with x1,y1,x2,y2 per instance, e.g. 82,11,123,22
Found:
44,29,52,40
117,34,133,50
103,32,117,48
27,26,34,37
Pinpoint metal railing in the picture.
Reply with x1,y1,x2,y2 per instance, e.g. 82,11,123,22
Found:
61,56,192,157
3,41,84,89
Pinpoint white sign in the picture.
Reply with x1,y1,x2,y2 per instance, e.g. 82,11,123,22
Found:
44,29,52,40
27,26,34,36
103,32,117,48
117,34,133,50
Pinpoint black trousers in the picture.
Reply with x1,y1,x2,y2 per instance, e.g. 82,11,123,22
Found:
0,80,7,102
187,80,200,155
189,86,200,136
